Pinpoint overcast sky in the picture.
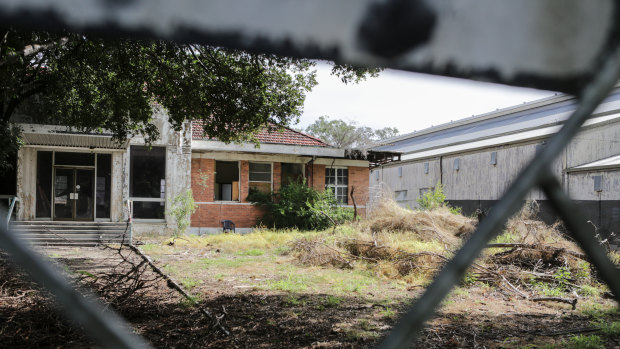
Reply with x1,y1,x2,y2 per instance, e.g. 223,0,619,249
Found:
296,62,556,135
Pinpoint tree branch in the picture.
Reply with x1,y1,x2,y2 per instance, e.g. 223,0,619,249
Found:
0,37,68,69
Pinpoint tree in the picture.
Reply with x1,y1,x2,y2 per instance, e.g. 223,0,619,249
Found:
304,116,399,149
0,28,379,173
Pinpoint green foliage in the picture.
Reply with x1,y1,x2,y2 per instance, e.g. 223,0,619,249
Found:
166,190,197,237
305,115,398,149
250,180,353,230
417,182,461,214
0,29,378,171
568,334,604,349
553,266,572,291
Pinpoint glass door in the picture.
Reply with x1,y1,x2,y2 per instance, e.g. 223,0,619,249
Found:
54,168,74,220
75,169,94,220
53,168,94,220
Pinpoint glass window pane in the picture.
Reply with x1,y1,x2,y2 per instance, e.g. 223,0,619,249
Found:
36,151,53,217
133,201,165,219
55,152,95,166
250,163,271,173
130,146,166,198
250,172,271,182
96,154,111,218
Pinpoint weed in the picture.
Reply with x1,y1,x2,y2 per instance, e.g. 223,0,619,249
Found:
139,244,159,252
236,249,265,256
285,295,304,306
181,277,200,291
553,266,572,290
268,273,308,293
324,295,343,308
166,189,197,238
213,273,225,281
580,302,619,319
600,321,620,336
274,246,291,255
379,306,396,320
567,334,604,349
579,285,601,297
48,253,61,258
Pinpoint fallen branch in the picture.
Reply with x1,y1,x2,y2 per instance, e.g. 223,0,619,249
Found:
486,243,588,261
128,245,232,337
531,296,578,310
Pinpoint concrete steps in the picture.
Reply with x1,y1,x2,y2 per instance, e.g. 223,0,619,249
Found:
9,221,131,246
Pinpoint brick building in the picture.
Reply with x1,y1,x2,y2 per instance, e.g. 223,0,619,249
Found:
4,113,370,237
190,122,370,234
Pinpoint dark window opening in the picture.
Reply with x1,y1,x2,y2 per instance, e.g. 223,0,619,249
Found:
282,163,304,187
55,152,95,166
215,161,239,201
96,154,111,219
36,151,53,217
130,146,166,219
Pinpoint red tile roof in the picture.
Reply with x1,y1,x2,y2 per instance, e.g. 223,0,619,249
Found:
192,121,329,147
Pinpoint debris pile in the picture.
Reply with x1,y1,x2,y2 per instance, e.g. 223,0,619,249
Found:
293,200,610,307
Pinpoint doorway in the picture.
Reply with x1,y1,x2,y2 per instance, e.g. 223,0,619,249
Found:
53,168,95,221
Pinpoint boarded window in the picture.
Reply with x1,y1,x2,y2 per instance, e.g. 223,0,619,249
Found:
215,161,239,201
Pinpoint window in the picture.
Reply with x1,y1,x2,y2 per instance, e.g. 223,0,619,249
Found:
130,146,166,219
424,162,429,174
454,158,460,171
325,167,348,204
398,167,403,177
249,162,272,194
281,163,304,186
214,161,239,201
36,151,53,218
96,154,111,219
395,190,407,201
490,151,497,165
593,175,603,192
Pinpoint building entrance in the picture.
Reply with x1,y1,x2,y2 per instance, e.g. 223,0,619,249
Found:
53,167,95,220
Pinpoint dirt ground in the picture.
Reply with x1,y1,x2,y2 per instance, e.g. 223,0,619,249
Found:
1,244,619,348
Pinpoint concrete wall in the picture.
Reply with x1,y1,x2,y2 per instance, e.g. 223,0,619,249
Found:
371,120,620,236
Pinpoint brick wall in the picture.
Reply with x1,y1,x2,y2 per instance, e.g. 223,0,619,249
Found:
273,162,282,192
192,203,266,228
190,156,370,228
349,166,369,206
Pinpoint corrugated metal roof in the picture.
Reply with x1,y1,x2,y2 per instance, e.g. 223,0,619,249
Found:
21,127,128,149
374,88,620,156
569,154,620,172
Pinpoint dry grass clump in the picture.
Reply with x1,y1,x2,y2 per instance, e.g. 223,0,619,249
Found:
504,201,578,250
364,199,475,245
291,237,351,269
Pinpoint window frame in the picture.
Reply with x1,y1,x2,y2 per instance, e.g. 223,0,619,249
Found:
248,161,273,194
325,166,348,204
214,160,241,202
129,145,167,220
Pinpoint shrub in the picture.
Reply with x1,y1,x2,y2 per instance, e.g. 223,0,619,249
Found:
249,179,353,230
416,182,461,214
167,189,197,237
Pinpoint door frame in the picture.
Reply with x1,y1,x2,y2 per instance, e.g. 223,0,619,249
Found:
52,166,95,221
